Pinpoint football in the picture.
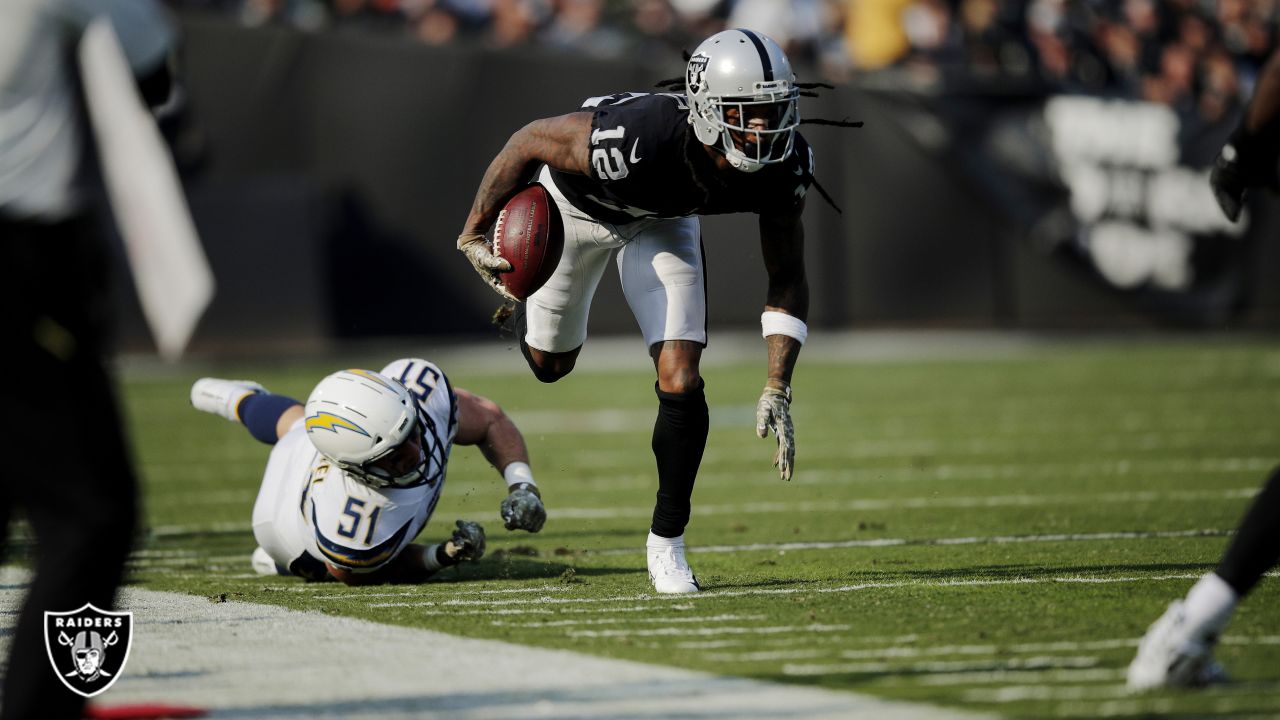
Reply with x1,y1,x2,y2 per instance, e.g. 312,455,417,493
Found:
493,183,564,301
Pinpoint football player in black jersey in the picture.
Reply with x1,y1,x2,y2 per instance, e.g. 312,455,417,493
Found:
458,29,816,594
1128,48,1280,689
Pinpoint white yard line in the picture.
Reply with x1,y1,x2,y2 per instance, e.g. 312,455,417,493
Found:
566,623,851,639
490,613,765,628
917,668,1127,686
141,485,1263,538
592,528,1232,556
703,636,1280,664
0,569,984,720
783,656,1102,677
361,571,1219,610
549,487,1260,520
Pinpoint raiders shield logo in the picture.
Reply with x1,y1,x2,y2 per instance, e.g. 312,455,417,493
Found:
44,604,133,697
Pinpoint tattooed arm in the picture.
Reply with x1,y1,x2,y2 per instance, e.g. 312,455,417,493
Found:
461,112,593,236
759,201,809,385
755,202,808,481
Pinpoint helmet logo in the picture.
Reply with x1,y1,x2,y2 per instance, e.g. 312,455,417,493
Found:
687,53,710,95
305,411,371,437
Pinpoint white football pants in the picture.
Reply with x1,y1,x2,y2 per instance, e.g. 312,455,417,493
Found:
525,166,707,353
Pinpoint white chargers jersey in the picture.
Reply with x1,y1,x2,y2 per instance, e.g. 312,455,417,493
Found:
251,358,458,579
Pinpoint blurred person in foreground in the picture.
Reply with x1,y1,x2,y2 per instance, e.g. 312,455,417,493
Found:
0,1,175,717
457,29,857,594
190,360,546,585
1127,48,1280,690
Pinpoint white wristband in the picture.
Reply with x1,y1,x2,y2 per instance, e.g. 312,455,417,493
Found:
503,461,536,491
761,311,808,345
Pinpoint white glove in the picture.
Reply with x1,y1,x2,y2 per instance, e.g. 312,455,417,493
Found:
500,483,546,533
755,382,794,481
446,519,486,562
458,232,517,302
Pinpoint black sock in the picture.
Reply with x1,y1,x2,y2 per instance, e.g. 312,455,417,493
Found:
1215,465,1280,597
650,379,709,538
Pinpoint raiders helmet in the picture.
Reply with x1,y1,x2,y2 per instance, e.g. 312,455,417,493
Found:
304,369,426,488
685,29,800,173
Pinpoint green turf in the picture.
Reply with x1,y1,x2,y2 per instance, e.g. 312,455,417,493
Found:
118,340,1280,718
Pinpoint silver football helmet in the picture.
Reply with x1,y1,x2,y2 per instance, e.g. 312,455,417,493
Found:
304,369,427,489
686,29,800,173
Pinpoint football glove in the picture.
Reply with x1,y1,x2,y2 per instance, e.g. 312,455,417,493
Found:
458,232,517,303
1210,126,1280,222
500,483,546,533
755,381,795,481
446,519,486,562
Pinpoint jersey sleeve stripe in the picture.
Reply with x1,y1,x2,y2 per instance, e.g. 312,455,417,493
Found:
312,506,413,570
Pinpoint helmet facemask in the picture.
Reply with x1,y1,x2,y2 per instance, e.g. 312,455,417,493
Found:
705,84,799,173
337,413,429,489
304,369,431,490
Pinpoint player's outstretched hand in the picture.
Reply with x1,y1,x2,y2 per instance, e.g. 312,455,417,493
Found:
755,381,795,481
458,232,518,302
447,520,486,562
501,483,546,533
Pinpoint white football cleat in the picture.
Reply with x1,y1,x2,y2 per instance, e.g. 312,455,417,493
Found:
647,542,700,594
1127,601,1228,690
251,547,290,577
191,378,266,421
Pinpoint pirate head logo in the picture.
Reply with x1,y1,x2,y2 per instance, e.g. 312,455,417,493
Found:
687,53,710,95
44,604,133,697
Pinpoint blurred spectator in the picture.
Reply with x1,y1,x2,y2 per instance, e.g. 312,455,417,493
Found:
164,0,1277,132
846,0,915,70
728,0,823,63
542,0,628,58
488,0,549,49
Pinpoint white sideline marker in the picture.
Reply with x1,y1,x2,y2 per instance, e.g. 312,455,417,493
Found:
0,570,983,720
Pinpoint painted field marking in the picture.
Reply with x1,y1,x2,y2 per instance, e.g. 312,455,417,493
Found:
550,487,1260,520
310,584,577,601
782,656,1101,676
593,527,1232,556
701,636,1280,664
361,570,1256,610
139,481,1265,538
962,685,1134,702
490,613,765,628
677,634,922,650
915,668,1127,686
567,623,851,639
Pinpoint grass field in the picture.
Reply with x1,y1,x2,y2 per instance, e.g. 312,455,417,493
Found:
118,336,1280,718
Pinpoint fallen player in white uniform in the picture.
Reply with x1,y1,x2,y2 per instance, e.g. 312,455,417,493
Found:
191,358,546,584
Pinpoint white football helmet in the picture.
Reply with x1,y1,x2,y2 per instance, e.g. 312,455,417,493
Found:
303,369,426,489
686,28,800,173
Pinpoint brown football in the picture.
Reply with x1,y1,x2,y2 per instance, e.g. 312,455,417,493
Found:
493,183,564,301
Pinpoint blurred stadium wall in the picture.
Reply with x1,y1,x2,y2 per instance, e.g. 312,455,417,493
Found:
111,13,1280,355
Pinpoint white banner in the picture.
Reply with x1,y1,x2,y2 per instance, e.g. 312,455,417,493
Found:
78,18,213,360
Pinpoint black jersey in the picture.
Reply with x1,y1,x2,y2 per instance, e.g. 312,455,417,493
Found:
550,93,814,225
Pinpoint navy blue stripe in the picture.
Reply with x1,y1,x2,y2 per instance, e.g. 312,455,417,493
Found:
313,505,413,568
739,29,773,81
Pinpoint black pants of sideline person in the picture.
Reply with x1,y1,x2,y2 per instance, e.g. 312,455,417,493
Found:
0,214,138,720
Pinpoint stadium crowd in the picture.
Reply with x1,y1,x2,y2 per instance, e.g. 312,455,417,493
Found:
166,0,1275,127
